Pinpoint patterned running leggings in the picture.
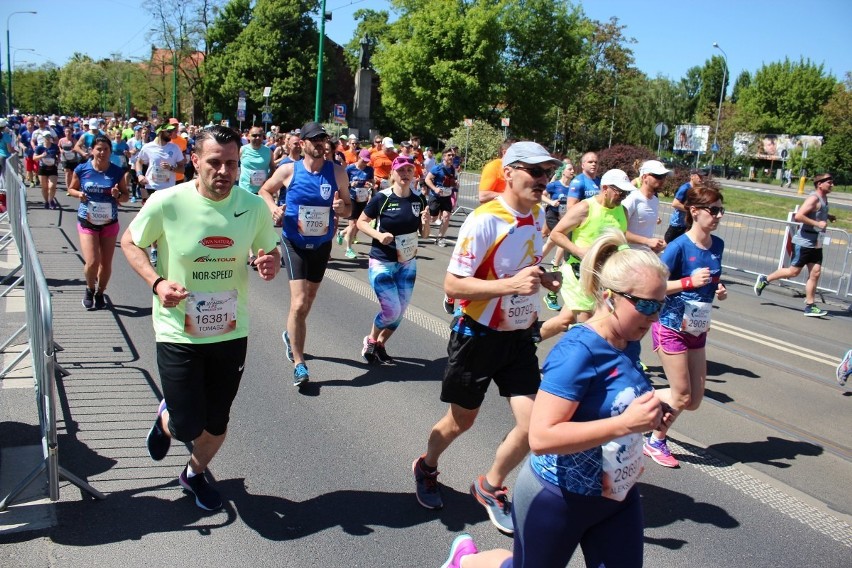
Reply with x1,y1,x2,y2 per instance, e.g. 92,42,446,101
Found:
368,257,417,331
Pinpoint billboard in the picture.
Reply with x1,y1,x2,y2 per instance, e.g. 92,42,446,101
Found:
732,132,823,160
673,124,710,153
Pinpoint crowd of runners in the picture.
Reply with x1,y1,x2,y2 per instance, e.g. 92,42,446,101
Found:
1,111,848,567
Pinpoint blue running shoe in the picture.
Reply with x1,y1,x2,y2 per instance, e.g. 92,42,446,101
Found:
471,475,514,535
293,363,309,387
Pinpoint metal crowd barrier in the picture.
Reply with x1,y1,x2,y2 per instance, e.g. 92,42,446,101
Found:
0,156,104,511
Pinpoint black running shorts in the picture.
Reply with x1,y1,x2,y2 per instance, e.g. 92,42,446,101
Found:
440,318,541,410
156,337,247,441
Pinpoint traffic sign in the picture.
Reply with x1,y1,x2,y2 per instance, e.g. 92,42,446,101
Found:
333,103,347,124
711,143,720,153
654,122,668,137
501,117,510,127
151,105,158,120
464,118,473,127
262,112,273,123
237,109,245,121
262,86,271,98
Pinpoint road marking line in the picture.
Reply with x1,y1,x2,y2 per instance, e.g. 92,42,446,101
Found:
713,320,841,365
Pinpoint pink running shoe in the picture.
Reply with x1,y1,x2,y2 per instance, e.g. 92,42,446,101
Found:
643,437,679,468
440,534,478,568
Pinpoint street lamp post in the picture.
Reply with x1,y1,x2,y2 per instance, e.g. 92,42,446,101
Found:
6,11,37,114
711,42,728,176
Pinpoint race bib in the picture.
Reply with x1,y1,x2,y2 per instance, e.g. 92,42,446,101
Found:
87,201,114,226
601,434,644,501
183,290,237,338
297,205,330,237
42,157,56,166
355,186,371,202
249,169,266,186
116,155,127,168
63,150,76,161
439,186,453,197
395,232,418,262
681,299,712,336
558,200,567,216
151,164,170,183
501,293,536,330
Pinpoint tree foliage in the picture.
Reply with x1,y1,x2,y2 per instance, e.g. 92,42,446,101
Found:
736,58,836,134
445,119,505,171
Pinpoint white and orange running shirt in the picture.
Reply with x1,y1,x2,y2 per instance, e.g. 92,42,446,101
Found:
447,197,545,331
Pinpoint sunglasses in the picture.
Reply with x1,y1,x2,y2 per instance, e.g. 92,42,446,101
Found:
697,206,725,216
510,165,555,179
307,135,329,143
649,173,667,180
819,178,834,184
250,134,263,138
610,289,665,316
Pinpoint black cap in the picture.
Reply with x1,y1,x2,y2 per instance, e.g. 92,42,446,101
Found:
689,168,706,176
300,121,327,139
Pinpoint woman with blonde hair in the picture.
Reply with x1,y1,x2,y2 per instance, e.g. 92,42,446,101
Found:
441,229,674,568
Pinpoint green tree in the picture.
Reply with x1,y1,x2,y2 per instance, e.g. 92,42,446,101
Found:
695,55,728,121
736,58,837,134
57,54,104,115
12,64,60,114
730,70,750,104
679,65,703,122
813,73,852,175
445,119,504,171
203,0,331,128
373,0,504,137
498,0,588,139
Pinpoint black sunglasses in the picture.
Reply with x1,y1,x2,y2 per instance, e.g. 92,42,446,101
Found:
510,165,555,179
697,206,725,216
610,289,665,316
307,135,329,143
649,173,667,180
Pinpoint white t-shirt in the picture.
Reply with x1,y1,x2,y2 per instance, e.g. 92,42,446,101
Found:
137,141,183,191
622,190,659,250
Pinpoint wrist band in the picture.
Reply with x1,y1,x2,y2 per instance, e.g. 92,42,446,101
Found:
680,277,694,290
152,277,165,295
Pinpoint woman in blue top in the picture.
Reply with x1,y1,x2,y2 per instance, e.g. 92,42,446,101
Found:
644,185,726,468
440,229,674,568
67,135,129,310
356,156,428,365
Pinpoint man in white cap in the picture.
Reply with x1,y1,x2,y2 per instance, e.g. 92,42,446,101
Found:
544,168,632,332
624,159,669,253
73,118,103,159
412,141,562,536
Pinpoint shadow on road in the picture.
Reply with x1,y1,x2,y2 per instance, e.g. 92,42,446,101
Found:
707,436,823,469
641,482,739,550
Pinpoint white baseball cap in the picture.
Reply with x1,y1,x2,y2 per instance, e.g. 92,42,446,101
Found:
600,169,636,192
639,160,670,176
382,136,395,149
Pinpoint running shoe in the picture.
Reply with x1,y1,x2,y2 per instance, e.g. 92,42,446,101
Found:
412,455,443,509
43,201,49,209
440,534,478,568
146,400,170,461
543,291,561,311
335,230,344,246
293,363,310,387
130,196,137,203
753,274,768,296
374,342,395,365
345,248,357,259
94,291,106,310
352,238,360,245
82,288,95,310
362,336,377,364
643,437,679,468
149,249,158,267
282,330,294,362
50,199,59,210
442,295,455,315
437,238,448,248
837,349,851,386
803,304,827,317
179,465,222,511
470,475,514,535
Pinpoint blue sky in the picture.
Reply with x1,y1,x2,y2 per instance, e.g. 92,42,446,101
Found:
2,0,850,87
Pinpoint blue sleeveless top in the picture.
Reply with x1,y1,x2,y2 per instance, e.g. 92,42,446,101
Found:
282,160,338,249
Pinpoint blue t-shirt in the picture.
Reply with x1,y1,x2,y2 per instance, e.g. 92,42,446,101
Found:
363,189,426,262
668,182,691,228
544,180,570,215
345,163,375,200
429,164,457,195
0,132,13,158
530,325,651,496
74,161,125,225
19,130,34,157
657,233,724,331
110,140,129,168
35,145,60,168
282,160,339,249
566,173,600,202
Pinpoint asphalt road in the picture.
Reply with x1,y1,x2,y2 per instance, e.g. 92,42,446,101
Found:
1,182,850,567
